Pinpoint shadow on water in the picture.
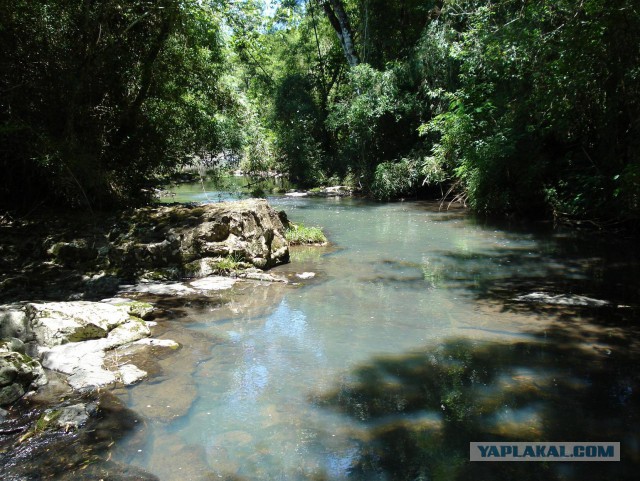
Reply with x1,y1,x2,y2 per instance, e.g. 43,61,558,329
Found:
311,219,640,481
315,323,640,481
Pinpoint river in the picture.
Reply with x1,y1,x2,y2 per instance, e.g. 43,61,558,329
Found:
111,184,640,481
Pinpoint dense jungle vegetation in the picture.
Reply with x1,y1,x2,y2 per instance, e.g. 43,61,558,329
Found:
1,1,639,228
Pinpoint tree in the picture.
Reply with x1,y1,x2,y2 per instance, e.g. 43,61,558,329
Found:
0,0,238,210
319,0,359,67
421,0,640,225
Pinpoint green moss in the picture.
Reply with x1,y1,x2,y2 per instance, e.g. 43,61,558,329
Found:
67,325,107,342
115,301,153,319
35,409,62,432
189,207,206,217
285,223,327,246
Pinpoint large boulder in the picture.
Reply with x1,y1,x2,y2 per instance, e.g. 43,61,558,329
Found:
112,199,289,278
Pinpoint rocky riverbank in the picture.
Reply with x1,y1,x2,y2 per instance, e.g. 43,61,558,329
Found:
0,198,295,479
0,198,290,302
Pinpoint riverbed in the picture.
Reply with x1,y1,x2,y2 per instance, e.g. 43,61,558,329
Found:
112,190,640,480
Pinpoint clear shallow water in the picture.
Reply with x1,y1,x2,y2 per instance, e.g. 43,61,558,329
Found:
114,193,640,481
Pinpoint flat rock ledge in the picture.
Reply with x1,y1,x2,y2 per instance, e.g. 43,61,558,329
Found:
0,300,165,404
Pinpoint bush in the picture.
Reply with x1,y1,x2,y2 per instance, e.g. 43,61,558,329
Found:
371,159,421,200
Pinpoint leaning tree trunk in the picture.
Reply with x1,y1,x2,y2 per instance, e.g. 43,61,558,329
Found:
321,0,359,67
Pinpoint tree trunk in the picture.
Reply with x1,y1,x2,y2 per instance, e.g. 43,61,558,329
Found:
320,0,359,67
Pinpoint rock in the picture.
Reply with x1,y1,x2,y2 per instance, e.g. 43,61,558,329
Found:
113,199,289,278
120,276,237,296
238,269,288,283
189,276,237,291
105,319,152,347
121,282,197,296
47,239,96,264
27,301,136,348
307,186,354,197
278,210,290,228
0,349,47,406
0,306,31,341
7,301,155,391
41,318,151,390
296,272,316,279
118,364,147,385
56,403,97,430
100,299,155,319
82,272,122,297
514,292,610,307
1,337,25,354
185,257,224,277
285,192,308,197
42,341,114,389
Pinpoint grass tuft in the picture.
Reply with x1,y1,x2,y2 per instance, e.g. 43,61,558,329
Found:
285,223,327,245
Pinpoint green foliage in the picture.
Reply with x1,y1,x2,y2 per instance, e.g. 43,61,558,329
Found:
285,223,328,245
213,254,245,274
0,0,238,209
326,63,425,189
2,0,637,229
272,74,327,185
371,158,420,200
421,0,640,223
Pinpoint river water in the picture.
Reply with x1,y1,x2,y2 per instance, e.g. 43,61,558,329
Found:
112,187,640,481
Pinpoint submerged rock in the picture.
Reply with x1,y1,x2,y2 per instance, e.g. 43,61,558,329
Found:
296,272,316,279
55,402,97,430
514,292,610,307
0,391,156,480
118,364,147,385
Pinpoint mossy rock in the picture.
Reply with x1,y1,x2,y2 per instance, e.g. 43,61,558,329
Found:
66,324,108,342
0,350,46,406
35,409,63,432
114,301,154,319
